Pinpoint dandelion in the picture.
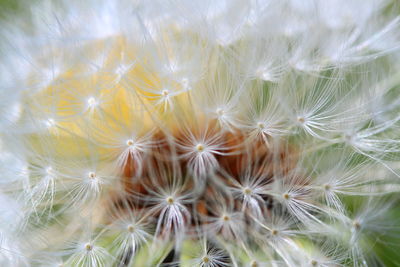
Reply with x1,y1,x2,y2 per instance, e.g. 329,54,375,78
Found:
184,239,231,267
1,0,400,266
63,240,109,267
104,199,152,266
177,124,232,179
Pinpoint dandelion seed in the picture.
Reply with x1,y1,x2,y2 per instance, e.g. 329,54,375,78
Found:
85,243,93,251
177,127,229,178
65,240,109,267
87,97,97,108
126,139,134,147
216,108,224,117
205,197,245,240
88,172,96,179
256,122,265,130
186,240,231,267
161,89,169,97
352,220,361,231
196,143,205,152
243,187,251,195
105,201,151,265
45,118,55,128
297,116,306,125
140,169,194,239
181,78,190,90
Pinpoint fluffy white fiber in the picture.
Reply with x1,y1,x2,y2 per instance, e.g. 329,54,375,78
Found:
0,0,400,266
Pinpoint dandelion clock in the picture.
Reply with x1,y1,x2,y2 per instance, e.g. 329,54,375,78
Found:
1,0,400,266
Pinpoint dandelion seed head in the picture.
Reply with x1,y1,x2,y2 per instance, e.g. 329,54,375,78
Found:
2,0,400,266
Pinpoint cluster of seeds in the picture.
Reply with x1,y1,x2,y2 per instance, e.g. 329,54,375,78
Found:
1,1,400,266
